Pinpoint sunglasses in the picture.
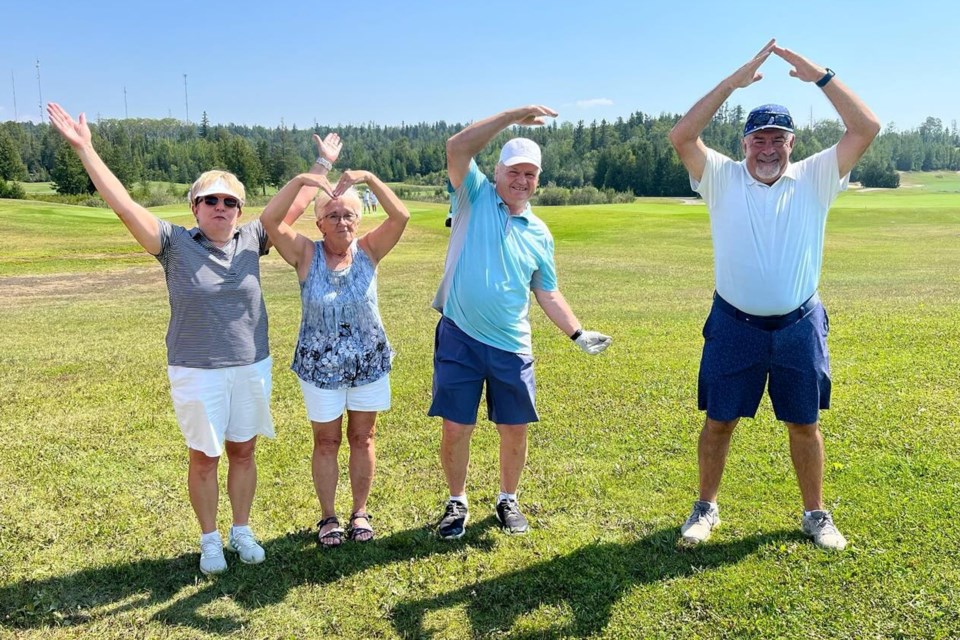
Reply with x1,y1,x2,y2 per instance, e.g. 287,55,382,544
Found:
744,111,794,134
197,195,240,208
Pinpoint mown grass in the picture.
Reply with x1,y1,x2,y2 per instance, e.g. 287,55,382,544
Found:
0,188,958,639
19,182,56,195
896,170,960,192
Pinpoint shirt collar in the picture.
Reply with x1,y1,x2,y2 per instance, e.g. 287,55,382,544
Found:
495,192,532,221
189,226,240,243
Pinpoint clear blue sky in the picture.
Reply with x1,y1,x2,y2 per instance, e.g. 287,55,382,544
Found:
3,0,957,131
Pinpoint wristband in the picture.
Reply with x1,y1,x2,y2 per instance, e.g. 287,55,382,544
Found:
815,68,835,88
315,157,333,171
570,329,583,341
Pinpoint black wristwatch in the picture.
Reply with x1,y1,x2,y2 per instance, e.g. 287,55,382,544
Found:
816,68,835,88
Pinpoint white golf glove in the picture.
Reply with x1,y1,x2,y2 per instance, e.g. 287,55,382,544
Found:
573,330,612,355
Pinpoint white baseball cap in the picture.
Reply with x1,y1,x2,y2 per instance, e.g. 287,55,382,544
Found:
499,138,541,169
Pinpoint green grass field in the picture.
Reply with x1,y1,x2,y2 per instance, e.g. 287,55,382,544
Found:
0,186,958,639
19,182,56,195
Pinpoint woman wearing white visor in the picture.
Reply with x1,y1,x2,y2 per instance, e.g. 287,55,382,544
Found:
47,102,342,575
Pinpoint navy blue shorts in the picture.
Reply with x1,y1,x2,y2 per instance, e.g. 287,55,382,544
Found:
428,316,538,425
698,294,831,425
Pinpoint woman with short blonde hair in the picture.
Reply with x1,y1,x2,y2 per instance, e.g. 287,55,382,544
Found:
48,102,342,575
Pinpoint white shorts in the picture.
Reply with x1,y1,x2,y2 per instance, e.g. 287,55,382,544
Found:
298,374,391,423
168,357,275,457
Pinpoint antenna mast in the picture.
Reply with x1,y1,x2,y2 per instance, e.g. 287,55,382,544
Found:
35,59,44,123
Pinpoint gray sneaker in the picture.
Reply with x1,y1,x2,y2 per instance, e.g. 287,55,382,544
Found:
199,536,228,576
437,500,469,540
226,527,266,564
679,500,720,546
496,499,529,534
801,510,847,550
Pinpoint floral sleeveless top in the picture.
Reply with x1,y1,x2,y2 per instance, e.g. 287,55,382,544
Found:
291,239,393,389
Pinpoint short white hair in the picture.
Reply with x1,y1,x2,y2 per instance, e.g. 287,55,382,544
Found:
315,186,363,219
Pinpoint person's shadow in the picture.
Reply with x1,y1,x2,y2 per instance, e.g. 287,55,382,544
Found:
390,527,797,638
1,519,499,634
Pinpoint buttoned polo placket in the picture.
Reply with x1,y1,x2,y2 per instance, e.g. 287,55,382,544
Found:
742,163,800,220
497,197,532,234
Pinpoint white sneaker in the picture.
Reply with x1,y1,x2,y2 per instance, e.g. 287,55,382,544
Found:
199,536,228,576
679,500,720,546
226,526,266,565
801,510,847,550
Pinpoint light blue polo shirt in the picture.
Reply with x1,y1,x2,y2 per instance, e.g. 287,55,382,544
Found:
692,145,849,316
432,159,558,354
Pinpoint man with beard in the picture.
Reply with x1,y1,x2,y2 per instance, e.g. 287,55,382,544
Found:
668,40,880,550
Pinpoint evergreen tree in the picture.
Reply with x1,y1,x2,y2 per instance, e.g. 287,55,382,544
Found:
0,128,27,181
50,143,94,195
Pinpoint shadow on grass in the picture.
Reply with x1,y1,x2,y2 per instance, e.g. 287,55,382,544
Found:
390,527,799,638
0,518,498,634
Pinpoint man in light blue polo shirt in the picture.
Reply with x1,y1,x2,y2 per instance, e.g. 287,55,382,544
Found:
430,105,612,539
669,40,880,550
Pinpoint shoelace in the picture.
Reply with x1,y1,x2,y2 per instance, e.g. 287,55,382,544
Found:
499,500,520,515
689,503,713,523
810,513,838,534
200,539,223,556
232,531,258,550
444,502,465,518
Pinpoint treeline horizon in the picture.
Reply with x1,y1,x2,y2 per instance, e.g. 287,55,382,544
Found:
1,105,959,199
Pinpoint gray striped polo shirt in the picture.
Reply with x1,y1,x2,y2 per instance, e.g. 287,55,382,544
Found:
155,218,270,368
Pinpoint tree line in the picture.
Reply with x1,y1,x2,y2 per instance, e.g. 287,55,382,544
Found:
1,106,958,199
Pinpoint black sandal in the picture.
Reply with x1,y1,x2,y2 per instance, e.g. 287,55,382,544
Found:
317,516,344,548
347,511,374,543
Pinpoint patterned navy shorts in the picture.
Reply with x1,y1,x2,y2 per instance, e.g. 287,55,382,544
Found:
428,316,538,425
698,295,831,424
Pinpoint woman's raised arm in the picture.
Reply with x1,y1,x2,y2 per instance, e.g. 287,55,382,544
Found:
47,102,162,254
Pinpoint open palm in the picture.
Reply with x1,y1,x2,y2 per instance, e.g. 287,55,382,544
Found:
47,103,91,148
314,132,342,165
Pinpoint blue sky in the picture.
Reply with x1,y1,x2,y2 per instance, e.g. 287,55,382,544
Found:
3,0,957,131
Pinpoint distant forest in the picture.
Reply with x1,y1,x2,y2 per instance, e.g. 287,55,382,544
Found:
1,105,958,200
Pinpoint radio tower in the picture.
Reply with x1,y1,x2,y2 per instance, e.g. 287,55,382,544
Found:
36,59,44,123
11,71,17,122
183,74,190,123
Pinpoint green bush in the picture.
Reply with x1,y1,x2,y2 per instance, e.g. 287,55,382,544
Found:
857,160,901,188
0,179,26,199
537,186,570,206
26,193,107,207
536,184,631,206
568,186,605,206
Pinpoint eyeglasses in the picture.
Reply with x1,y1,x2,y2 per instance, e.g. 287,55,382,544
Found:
323,213,359,224
744,112,794,135
197,195,240,208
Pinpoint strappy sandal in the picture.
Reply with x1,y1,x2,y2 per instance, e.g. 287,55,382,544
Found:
347,511,374,543
317,516,344,548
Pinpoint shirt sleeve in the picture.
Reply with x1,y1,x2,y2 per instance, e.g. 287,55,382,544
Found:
457,158,489,207
155,219,174,259
530,231,558,292
795,144,849,209
690,148,736,210
245,218,270,256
